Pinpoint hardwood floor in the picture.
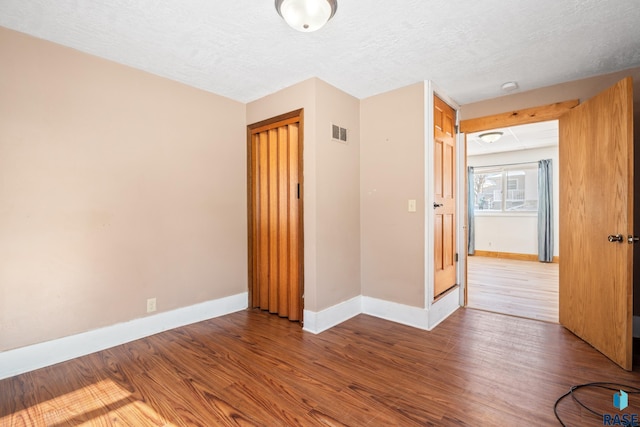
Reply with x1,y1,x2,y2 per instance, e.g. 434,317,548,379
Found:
467,255,559,323
1,308,638,426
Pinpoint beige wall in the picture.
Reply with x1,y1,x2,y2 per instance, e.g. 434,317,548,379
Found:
246,78,361,312
360,82,426,307
314,80,361,309
0,28,247,351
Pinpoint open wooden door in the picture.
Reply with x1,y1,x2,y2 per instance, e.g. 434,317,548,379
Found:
559,77,634,370
434,95,457,298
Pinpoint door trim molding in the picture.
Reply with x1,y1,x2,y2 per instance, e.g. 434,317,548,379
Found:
425,81,465,328
460,100,579,134
426,82,463,308
459,100,577,307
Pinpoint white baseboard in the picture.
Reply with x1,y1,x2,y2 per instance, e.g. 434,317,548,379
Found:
0,292,248,380
362,296,430,330
1,290,463,379
634,315,640,339
428,289,461,330
303,293,462,334
303,296,362,334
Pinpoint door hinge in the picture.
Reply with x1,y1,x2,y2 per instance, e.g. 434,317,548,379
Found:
297,183,300,199
454,124,459,134
455,253,459,262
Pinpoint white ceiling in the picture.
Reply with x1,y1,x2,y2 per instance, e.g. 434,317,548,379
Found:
1,1,639,105
467,121,558,156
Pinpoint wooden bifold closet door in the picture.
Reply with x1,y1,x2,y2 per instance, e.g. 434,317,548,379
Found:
247,110,303,322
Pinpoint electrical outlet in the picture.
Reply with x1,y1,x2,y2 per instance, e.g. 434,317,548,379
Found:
147,298,157,313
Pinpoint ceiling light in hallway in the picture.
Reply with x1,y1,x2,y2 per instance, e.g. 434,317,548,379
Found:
479,131,504,143
501,81,519,92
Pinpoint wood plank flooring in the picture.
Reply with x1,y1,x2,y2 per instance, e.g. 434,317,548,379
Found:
467,255,559,323
2,308,638,426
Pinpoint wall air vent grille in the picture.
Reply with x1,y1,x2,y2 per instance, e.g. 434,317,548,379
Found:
332,124,340,139
331,123,348,143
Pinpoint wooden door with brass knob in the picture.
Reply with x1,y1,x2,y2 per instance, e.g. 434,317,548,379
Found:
434,96,457,299
559,77,633,370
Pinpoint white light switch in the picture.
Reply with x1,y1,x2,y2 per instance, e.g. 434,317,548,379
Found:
408,199,417,212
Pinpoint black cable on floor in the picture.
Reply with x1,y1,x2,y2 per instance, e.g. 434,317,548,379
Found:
554,382,640,426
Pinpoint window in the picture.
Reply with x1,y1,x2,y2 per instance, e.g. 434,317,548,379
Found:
473,163,538,212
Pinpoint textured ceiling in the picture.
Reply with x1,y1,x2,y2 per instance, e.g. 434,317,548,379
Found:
467,121,558,156
1,0,639,104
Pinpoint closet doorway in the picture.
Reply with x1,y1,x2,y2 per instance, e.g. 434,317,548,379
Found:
247,109,304,322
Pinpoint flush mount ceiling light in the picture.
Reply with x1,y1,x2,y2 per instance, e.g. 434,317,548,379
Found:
275,0,338,32
479,131,504,143
501,81,519,92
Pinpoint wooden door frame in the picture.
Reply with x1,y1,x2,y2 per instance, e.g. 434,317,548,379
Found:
459,100,579,306
246,108,305,322
427,86,463,314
